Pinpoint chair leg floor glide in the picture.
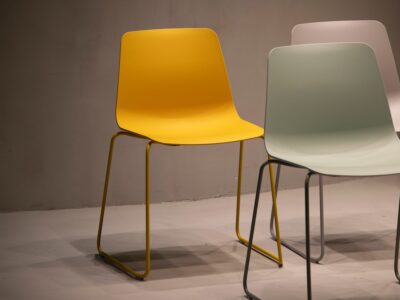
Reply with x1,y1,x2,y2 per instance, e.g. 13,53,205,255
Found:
270,166,325,264
97,132,152,280
236,141,283,266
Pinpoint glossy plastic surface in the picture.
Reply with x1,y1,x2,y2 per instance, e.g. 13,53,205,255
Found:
265,43,400,176
116,28,262,145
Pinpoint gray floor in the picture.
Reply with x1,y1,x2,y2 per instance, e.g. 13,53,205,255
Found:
1,176,400,300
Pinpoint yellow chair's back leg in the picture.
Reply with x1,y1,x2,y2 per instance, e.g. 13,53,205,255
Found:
97,132,152,280
235,140,283,266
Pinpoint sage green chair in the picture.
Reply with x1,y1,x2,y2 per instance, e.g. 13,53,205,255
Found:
243,42,400,300
269,20,400,264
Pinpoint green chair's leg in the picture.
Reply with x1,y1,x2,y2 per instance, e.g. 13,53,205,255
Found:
97,132,153,280
304,172,314,300
243,160,281,299
235,141,283,266
270,169,325,263
394,196,400,282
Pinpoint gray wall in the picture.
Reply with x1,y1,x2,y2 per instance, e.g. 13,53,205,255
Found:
1,0,399,211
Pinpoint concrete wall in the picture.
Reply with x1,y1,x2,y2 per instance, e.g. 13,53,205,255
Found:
1,0,399,211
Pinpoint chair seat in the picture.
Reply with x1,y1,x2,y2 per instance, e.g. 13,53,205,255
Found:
118,111,263,145
269,133,400,176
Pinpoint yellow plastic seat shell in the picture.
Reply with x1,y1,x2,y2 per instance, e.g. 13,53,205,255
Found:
116,29,263,144
97,28,282,280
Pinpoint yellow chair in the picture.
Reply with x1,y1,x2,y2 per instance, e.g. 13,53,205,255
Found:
96,28,283,279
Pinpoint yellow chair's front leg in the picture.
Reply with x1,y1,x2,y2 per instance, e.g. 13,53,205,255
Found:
235,140,283,266
97,132,153,280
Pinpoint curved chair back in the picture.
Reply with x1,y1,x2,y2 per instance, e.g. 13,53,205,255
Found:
265,43,396,160
116,28,238,131
292,20,400,131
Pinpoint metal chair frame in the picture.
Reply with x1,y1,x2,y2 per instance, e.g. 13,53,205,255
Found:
244,159,400,300
97,133,283,280
269,165,325,263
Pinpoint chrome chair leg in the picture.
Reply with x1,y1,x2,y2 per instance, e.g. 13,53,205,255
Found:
270,168,325,263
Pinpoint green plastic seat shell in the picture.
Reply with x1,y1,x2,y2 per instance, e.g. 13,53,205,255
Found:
265,43,400,176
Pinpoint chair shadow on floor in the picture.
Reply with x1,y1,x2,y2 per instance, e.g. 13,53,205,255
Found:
7,227,400,296
333,297,400,300
279,229,396,264
69,229,275,282
94,242,244,279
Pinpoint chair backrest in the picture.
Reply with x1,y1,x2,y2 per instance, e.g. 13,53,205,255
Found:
265,43,396,158
116,28,238,129
292,20,400,131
